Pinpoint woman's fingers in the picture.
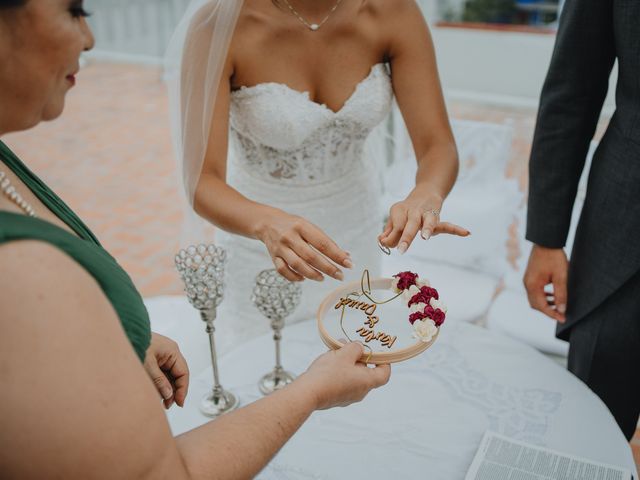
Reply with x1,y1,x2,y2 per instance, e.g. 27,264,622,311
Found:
295,241,345,281
396,211,422,254
378,217,392,243
301,223,352,269
281,248,324,281
273,256,304,282
380,205,407,248
165,352,190,408
432,222,470,237
421,210,440,241
145,358,174,405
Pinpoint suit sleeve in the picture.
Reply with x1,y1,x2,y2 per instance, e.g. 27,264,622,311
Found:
526,0,616,248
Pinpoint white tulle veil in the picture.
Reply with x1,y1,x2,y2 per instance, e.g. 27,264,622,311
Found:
165,0,244,245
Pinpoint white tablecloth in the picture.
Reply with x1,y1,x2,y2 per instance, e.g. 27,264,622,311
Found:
148,297,637,479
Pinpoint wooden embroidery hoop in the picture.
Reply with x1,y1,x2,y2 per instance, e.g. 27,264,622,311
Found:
316,277,439,364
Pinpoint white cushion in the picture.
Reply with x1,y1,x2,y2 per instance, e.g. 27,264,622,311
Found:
382,255,500,323
487,288,569,357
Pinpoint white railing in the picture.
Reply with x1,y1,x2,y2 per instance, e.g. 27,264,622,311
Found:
87,0,190,63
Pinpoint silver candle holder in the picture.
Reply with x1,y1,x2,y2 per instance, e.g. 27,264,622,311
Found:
252,269,302,395
175,244,239,417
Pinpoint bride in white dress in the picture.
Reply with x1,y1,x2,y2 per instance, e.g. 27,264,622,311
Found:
167,0,469,349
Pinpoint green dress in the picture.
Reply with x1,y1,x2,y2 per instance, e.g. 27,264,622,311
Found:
0,141,151,361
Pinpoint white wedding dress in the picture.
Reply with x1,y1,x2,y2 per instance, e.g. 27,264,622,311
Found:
215,63,394,353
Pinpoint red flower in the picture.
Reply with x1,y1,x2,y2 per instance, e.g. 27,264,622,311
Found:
407,286,439,308
393,271,418,291
421,286,439,300
409,311,427,325
430,308,446,327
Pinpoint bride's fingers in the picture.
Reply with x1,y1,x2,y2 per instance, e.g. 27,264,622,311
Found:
273,256,304,282
380,205,406,248
396,211,422,254
301,224,352,269
378,218,392,242
432,222,471,237
281,248,324,282
295,241,344,281
421,210,441,241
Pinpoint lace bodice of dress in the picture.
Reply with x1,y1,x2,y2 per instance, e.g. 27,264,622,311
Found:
229,63,393,185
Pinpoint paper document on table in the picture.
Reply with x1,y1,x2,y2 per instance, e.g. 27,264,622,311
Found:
465,431,634,480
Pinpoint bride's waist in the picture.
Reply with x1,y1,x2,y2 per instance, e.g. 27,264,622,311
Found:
227,157,379,205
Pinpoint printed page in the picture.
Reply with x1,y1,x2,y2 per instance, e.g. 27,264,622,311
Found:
465,431,633,480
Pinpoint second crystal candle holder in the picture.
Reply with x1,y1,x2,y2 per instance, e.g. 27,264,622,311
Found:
252,269,302,395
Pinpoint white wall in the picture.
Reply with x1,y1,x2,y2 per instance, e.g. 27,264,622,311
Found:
430,25,617,113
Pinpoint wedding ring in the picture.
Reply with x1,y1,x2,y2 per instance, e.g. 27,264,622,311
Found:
424,208,440,217
377,240,391,256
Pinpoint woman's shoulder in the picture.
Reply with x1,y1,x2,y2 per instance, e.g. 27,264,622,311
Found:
0,239,117,326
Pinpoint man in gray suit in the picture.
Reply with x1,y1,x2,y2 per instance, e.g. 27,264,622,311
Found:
524,0,639,440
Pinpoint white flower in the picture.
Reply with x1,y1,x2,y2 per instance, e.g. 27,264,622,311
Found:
402,284,420,302
429,297,447,313
416,277,430,288
391,277,401,293
409,302,427,314
412,319,438,343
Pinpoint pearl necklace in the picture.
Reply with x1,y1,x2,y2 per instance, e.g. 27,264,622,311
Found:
0,171,37,217
282,0,343,31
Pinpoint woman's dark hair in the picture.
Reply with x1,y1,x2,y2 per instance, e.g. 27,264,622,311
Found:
0,0,25,7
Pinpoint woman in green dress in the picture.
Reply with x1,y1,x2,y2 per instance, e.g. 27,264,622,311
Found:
0,1,390,478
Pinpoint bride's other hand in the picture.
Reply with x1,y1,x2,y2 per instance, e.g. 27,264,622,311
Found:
378,193,470,254
144,333,190,409
257,211,352,282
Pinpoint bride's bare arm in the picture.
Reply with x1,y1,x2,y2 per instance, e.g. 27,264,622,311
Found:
192,62,350,283
379,0,469,252
0,241,388,479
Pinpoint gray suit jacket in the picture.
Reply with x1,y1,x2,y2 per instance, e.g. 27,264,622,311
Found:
526,0,640,339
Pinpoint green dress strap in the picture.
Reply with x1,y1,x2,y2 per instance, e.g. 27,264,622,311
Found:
0,141,151,362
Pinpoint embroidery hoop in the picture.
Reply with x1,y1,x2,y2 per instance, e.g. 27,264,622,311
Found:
316,277,440,364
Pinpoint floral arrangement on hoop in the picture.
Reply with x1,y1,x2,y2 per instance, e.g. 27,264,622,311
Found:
391,271,447,343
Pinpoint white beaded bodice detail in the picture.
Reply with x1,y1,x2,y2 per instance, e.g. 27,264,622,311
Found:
229,63,393,185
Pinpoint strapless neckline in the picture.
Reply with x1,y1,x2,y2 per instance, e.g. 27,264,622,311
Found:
231,63,387,115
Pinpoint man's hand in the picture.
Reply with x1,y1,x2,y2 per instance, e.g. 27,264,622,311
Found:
523,245,569,323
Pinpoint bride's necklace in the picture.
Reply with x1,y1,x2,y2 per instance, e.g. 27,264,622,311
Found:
282,0,344,31
0,171,37,217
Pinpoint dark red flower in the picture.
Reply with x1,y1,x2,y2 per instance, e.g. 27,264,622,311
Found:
430,308,446,327
421,286,439,300
409,311,428,325
407,286,439,308
393,271,418,291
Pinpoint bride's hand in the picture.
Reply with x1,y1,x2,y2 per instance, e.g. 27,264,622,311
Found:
257,211,352,282
378,193,470,254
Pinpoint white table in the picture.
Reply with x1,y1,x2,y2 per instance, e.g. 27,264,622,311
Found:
147,297,637,479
